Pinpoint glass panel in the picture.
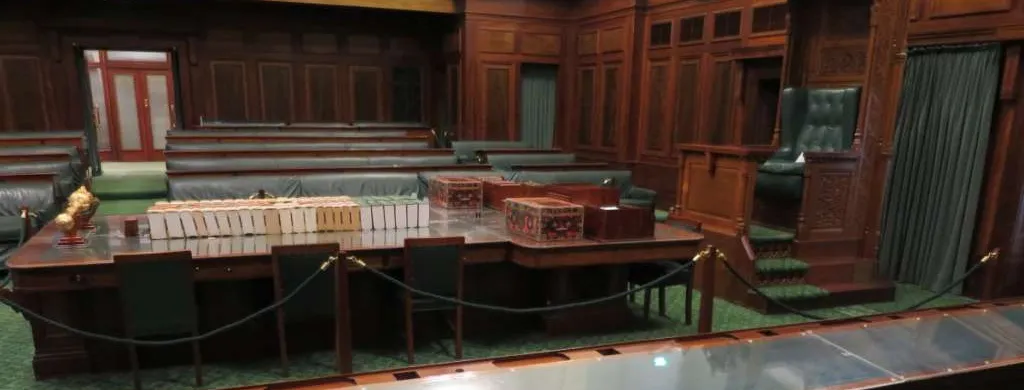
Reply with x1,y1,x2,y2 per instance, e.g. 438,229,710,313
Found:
84,50,101,64
88,68,111,150
146,74,171,150
106,50,168,62
113,74,142,150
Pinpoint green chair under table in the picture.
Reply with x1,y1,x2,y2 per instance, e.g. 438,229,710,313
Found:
400,236,465,364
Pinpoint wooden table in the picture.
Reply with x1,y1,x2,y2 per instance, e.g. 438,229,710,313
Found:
7,208,702,379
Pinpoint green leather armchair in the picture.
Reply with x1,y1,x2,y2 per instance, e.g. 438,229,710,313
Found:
755,87,861,201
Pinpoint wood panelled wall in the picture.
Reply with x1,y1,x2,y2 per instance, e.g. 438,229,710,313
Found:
0,0,449,131
903,0,1024,299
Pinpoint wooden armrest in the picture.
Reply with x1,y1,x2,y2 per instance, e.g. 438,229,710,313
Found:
676,143,777,158
803,151,860,162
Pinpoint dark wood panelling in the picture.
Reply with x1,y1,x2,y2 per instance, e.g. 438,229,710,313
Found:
578,32,597,55
305,64,340,121
600,64,619,147
482,64,513,140
350,66,383,121
481,29,516,53
679,16,705,43
752,3,788,34
521,33,561,56
908,0,1024,44
577,67,595,146
258,63,294,122
674,60,699,144
643,61,669,152
929,0,1013,18
0,56,49,129
713,10,742,39
210,61,249,121
707,60,734,145
391,66,423,122
600,28,624,53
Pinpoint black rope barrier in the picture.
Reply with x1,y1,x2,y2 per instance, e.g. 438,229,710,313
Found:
717,250,998,321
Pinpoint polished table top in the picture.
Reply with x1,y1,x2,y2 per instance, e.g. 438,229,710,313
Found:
8,208,702,270
355,305,1024,390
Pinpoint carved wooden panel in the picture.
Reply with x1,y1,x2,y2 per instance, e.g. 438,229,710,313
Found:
680,16,705,43
305,64,339,121
752,4,788,33
645,61,669,151
674,60,700,145
817,46,868,77
707,60,734,145
928,0,1012,18
600,28,624,53
713,11,742,38
600,64,620,147
521,33,561,56
483,64,513,140
481,29,515,54
210,61,248,121
258,63,294,122
578,32,597,55
681,156,744,221
205,30,245,54
577,67,595,146
650,22,672,46
255,32,292,54
302,33,338,55
0,56,48,130
348,35,381,54
350,66,382,121
807,173,852,230
824,3,872,38
447,64,459,127
391,66,422,122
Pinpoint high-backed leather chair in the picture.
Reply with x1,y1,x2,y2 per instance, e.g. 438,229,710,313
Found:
754,87,861,201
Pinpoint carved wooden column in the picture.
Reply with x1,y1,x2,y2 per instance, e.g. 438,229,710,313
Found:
855,0,912,259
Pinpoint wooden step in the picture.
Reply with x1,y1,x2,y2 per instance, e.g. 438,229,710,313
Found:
747,280,895,315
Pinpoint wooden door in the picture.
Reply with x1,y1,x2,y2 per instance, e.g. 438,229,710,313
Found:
107,70,175,161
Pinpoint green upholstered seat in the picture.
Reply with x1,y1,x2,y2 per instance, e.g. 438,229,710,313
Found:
167,130,409,138
0,162,77,199
168,175,301,200
0,130,84,140
755,87,860,201
507,170,656,208
351,121,429,130
367,155,458,166
166,142,429,151
0,181,58,248
450,141,529,162
0,145,85,183
273,248,337,320
299,173,422,198
485,153,576,170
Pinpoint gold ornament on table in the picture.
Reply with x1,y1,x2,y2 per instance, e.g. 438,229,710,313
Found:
55,212,86,246
68,186,100,230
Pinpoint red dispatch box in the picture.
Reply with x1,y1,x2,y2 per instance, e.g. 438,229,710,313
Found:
482,180,548,211
546,184,620,207
583,205,654,241
505,197,584,241
428,176,483,209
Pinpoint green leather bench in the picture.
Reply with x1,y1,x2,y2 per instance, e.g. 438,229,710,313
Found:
0,180,59,271
165,141,430,151
299,173,422,198
165,156,460,171
451,141,529,162
0,146,85,185
755,87,861,201
486,153,576,171
507,170,656,208
167,130,411,138
167,173,424,200
168,176,302,201
0,162,78,199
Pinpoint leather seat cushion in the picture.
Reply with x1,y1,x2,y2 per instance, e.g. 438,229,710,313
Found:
758,161,805,176
300,173,421,198
486,153,575,169
451,141,529,161
168,176,300,200
166,142,428,151
508,170,634,194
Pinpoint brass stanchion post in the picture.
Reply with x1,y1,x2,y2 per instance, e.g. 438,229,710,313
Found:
697,245,717,333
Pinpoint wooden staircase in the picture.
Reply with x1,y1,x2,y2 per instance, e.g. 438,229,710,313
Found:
745,225,894,314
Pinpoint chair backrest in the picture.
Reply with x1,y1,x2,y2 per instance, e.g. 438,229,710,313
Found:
271,243,340,320
403,237,464,298
778,87,861,159
113,251,198,338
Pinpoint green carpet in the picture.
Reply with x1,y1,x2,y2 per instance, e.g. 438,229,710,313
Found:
754,257,809,275
92,162,167,200
752,284,830,300
0,283,972,390
95,198,163,216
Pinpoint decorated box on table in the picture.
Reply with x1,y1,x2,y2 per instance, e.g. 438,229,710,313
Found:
482,180,548,211
583,204,654,241
504,197,584,241
428,176,483,209
546,184,619,207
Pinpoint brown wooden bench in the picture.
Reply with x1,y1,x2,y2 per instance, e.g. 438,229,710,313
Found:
0,135,83,148
0,153,75,164
507,163,610,171
165,164,493,178
165,134,430,145
162,148,456,159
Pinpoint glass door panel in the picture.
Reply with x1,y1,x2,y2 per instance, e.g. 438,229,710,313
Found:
87,67,111,150
145,74,171,151
112,73,143,152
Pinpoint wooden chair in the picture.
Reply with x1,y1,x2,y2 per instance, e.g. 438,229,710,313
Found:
271,243,350,376
112,251,202,390
402,237,465,364
628,261,694,324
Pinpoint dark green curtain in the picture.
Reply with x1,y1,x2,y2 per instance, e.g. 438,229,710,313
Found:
879,43,1001,293
75,47,102,176
519,64,557,148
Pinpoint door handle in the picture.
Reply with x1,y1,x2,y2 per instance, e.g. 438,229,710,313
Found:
143,98,149,108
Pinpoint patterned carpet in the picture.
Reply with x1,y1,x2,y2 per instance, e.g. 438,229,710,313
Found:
0,283,972,390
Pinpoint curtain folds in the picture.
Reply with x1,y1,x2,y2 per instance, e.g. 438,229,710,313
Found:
878,43,1001,293
519,65,557,148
